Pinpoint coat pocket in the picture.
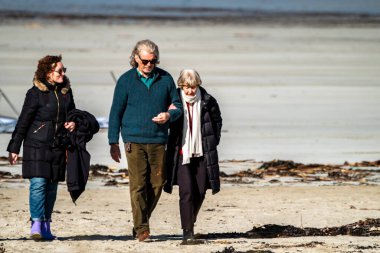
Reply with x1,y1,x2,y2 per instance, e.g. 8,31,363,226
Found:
26,121,54,144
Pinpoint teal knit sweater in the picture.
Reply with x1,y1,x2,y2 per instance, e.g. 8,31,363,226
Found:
108,68,183,144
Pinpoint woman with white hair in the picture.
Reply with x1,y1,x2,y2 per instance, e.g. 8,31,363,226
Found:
164,69,222,243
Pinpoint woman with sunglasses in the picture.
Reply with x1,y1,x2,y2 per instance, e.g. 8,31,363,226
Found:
7,55,76,240
164,69,223,243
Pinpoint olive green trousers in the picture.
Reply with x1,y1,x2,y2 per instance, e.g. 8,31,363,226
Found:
125,143,166,235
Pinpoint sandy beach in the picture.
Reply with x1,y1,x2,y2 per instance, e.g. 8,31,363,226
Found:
1,172,380,253
1,16,380,253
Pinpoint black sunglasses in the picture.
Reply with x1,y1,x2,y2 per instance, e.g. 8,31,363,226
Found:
138,55,157,65
54,67,67,75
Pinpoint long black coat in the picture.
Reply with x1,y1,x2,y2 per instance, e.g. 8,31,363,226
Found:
164,87,222,194
7,77,75,182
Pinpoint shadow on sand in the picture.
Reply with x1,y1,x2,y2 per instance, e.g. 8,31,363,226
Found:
2,219,378,243
0,234,182,242
58,233,183,242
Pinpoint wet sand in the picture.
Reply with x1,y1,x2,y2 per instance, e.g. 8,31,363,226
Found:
0,20,380,166
0,18,380,252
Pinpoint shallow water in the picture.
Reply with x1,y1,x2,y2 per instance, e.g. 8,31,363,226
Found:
1,0,380,16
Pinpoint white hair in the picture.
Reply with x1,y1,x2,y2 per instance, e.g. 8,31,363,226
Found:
177,69,202,88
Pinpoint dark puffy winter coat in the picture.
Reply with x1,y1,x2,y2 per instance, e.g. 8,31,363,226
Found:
164,86,222,194
66,109,100,203
7,77,75,182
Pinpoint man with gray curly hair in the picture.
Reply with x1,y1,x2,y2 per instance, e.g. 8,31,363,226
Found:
108,39,182,242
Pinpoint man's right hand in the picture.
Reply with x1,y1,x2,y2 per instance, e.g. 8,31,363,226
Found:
110,144,121,163
8,152,18,165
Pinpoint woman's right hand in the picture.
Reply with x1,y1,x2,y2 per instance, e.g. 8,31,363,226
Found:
8,152,18,165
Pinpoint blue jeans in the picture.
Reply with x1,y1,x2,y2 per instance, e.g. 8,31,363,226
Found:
29,177,58,221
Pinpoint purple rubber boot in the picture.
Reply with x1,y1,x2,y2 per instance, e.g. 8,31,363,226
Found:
41,221,56,240
30,221,42,240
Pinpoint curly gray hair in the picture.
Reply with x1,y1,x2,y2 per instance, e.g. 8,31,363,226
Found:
129,39,160,68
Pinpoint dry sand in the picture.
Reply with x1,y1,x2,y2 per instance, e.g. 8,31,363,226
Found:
0,19,380,252
1,182,380,253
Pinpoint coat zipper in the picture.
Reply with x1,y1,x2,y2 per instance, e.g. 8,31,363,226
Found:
53,87,60,137
33,123,46,133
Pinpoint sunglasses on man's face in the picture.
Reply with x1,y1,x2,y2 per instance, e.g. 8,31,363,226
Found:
54,67,67,75
138,55,157,65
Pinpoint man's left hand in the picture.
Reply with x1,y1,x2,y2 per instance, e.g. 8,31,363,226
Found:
152,112,170,124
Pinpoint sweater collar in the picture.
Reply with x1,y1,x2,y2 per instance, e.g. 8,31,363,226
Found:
136,68,156,79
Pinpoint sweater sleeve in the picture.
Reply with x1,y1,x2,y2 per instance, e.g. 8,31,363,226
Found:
167,79,183,122
7,88,39,154
108,75,128,144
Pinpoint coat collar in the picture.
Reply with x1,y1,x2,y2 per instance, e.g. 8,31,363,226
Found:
33,76,71,94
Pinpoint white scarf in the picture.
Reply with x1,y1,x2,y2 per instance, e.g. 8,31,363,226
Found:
181,88,203,165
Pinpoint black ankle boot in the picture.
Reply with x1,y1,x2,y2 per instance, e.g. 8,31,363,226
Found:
183,228,194,241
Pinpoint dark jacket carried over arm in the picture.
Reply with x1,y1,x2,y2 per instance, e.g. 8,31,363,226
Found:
66,109,99,203
164,87,223,195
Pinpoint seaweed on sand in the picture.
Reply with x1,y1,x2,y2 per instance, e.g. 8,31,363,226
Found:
199,218,380,239
220,159,376,183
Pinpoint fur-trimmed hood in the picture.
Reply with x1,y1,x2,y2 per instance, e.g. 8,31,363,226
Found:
33,76,71,94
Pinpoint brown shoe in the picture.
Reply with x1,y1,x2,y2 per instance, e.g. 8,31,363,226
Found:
137,231,150,242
